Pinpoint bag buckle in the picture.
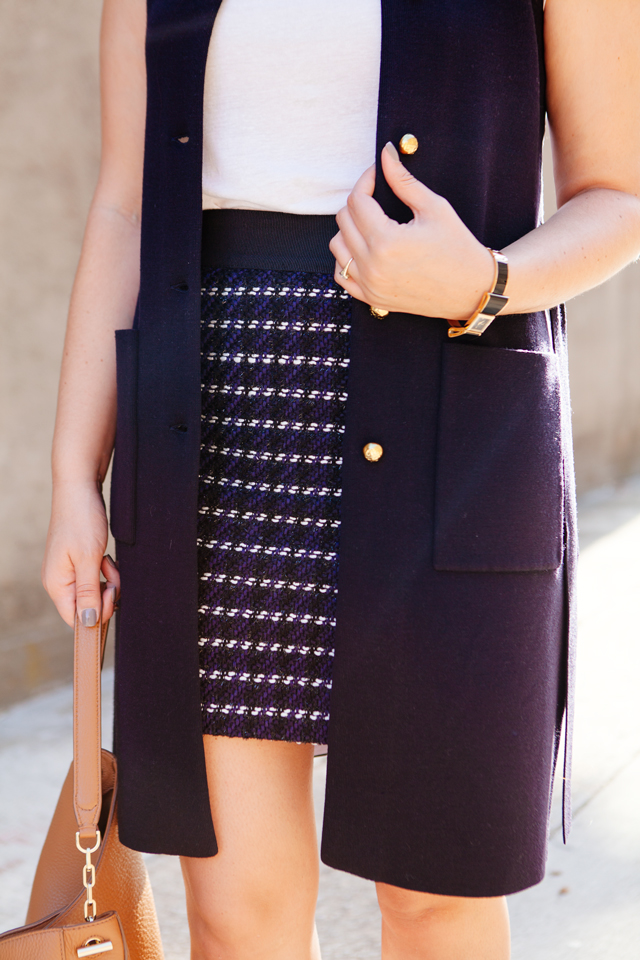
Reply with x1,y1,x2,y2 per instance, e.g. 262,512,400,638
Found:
77,937,114,956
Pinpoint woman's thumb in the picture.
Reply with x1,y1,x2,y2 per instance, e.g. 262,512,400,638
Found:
75,560,103,627
381,141,433,215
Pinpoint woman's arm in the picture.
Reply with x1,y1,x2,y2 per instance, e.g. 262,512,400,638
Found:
330,0,640,321
504,0,640,311
42,0,147,626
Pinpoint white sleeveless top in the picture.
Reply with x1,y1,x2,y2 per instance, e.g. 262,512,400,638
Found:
202,0,382,215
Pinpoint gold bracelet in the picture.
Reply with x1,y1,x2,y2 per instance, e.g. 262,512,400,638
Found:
447,249,509,338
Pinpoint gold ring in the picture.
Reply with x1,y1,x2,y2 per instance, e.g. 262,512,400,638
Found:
339,257,354,280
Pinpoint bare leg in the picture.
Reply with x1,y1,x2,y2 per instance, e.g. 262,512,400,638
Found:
181,736,321,960
377,883,510,960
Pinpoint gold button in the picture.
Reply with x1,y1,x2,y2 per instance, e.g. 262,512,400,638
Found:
363,442,383,462
399,133,418,155
370,307,389,318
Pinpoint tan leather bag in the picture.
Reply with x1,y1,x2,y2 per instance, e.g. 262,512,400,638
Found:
0,617,164,960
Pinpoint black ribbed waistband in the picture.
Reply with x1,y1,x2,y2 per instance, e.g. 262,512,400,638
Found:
201,210,337,274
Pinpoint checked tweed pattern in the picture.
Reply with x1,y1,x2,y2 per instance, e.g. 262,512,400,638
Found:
198,268,352,743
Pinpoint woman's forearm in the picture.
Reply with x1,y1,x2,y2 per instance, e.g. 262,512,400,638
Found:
331,151,640,323
52,198,140,488
501,186,640,314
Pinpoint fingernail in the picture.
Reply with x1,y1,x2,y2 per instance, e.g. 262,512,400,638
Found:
108,586,117,605
384,141,400,162
80,608,98,627
105,554,118,569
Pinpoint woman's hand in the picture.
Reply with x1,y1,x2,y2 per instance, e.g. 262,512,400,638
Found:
333,1,640,324
42,480,120,627
330,142,495,321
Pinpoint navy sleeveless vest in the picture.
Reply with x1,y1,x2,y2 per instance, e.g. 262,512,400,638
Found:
110,0,577,897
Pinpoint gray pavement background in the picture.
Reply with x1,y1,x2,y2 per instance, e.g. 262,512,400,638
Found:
1,477,639,959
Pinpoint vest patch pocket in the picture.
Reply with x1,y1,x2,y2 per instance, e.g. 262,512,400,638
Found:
110,329,138,545
433,343,563,572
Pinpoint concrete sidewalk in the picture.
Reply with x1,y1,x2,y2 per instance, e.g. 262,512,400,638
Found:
1,478,639,959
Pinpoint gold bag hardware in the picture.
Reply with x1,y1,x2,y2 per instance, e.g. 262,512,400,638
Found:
77,935,114,957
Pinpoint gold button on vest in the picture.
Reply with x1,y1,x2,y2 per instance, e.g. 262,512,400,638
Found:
399,133,418,155
363,442,384,462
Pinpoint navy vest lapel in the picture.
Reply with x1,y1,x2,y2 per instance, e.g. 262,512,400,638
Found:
114,0,224,857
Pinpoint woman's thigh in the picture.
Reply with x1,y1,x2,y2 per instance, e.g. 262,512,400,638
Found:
180,736,319,958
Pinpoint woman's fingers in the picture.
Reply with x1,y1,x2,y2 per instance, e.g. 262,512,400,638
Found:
331,149,450,309
335,204,371,262
42,483,111,627
330,231,359,279
42,560,78,628
346,168,391,242
332,162,389,286
101,554,121,621
43,553,119,627
77,554,121,625
331,233,368,300
329,228,351,265
333,260,369,303
101,583,117,621
102,553,120,582
354,161,376,198
74,557,104,627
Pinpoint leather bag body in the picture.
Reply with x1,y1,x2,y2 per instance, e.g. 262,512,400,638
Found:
0,619,164,960
0,912,127,960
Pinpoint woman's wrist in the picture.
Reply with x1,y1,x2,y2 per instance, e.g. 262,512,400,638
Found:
447,249,509,337
443,244,497,324
50,477,108,517
52,445,112,488
52,476,104,491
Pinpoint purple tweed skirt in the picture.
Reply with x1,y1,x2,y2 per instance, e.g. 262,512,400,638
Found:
197,267,352,743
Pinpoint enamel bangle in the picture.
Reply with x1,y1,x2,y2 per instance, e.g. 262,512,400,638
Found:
448,250,509,338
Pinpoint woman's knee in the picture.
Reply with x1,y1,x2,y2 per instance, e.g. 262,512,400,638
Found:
376,882,476,926
185,864,318,959
186,882,283,954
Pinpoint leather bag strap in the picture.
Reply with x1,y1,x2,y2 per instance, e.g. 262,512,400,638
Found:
73,615,109,844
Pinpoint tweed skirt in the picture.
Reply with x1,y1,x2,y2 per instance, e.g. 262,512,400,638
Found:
197,262,351,743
